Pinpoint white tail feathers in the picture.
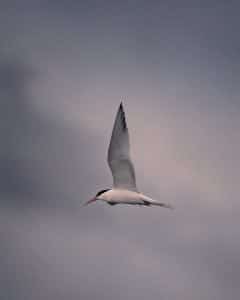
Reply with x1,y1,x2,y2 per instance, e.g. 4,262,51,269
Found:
141,194,174,209
152,202,174,209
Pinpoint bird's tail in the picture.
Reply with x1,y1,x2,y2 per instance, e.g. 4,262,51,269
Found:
141,195,174,209
151,202,174,209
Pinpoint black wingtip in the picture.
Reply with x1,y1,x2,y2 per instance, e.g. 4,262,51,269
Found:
119,101,124,110
118,101,127,131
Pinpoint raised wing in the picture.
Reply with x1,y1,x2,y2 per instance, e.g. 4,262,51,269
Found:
107,103,138,191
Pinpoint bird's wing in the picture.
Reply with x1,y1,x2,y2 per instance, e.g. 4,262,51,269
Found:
107,103,138,192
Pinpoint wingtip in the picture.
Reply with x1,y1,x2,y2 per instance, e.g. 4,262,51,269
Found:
119,101,124,110
118,102,125,116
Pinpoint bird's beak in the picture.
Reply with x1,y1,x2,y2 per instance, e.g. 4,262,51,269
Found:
83,197,97,206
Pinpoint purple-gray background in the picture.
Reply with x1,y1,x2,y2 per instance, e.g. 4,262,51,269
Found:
1,1,240,299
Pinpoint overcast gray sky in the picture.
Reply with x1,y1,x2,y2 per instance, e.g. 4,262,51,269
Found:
1,1,240,299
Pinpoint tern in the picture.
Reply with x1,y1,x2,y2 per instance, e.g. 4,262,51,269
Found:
84,103,172,209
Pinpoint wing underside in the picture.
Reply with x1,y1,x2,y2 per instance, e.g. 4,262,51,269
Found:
107,103,138,191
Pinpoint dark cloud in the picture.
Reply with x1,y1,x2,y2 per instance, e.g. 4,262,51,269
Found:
0,59,105,210
0,60,35,200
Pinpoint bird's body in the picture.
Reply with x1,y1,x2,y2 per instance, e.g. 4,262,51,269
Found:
84,102,172,209
101,189,144,205
99,188,172,208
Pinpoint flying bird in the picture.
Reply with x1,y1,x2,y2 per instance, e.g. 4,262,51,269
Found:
84,103,172,209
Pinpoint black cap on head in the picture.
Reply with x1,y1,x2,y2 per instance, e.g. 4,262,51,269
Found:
96,189,110,197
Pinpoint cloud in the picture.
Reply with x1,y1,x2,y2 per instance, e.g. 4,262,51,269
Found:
1,2,240,300
0,58,108,210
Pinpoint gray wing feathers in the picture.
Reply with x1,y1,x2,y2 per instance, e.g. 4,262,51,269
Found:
107,103,138,191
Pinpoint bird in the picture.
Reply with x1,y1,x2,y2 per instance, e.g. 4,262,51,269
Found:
84,102,173,209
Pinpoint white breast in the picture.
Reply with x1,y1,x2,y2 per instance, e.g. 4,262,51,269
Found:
103,189,143,205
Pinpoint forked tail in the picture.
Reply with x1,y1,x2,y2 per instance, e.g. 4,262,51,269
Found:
151,202,174,209
141,195,174,209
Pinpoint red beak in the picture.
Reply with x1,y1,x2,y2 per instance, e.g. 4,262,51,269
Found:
83,197,97,206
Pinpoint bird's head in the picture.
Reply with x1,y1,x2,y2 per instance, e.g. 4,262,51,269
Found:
83,189,110,206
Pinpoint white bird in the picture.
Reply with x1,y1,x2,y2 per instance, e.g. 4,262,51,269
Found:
84,103,173,209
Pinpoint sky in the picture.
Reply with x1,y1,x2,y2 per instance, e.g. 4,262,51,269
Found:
1,1,240,299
